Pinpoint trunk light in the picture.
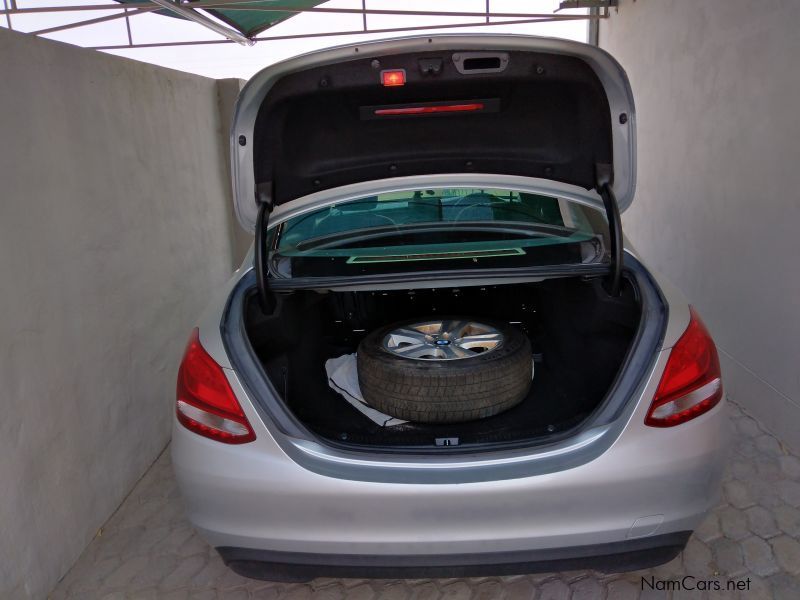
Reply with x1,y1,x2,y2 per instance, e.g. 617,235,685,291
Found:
374,102,485,116
176,329,255,444
380,69,406,87
645,308,723,427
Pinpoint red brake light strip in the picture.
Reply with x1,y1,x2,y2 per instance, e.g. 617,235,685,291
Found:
374,102,485,117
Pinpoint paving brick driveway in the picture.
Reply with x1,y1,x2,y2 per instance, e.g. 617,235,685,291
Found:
52,402,800,599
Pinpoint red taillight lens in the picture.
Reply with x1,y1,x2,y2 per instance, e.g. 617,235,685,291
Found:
176,329,255,444
380,69,406,87
645,308,723,427
374,102,485,116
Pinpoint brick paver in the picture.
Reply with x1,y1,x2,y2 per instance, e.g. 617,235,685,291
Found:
51,403,800,598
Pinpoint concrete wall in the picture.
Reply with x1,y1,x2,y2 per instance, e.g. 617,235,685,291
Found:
599,1,800,450
0,29,235,598
216,78,253,267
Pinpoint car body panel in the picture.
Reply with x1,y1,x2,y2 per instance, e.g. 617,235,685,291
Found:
172,374,727,555
172,34,728,576
231,34,636,231
174,243,727,558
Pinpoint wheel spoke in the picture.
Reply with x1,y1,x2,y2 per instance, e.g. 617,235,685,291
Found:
387,329,428,346
391,343,428,357
458,333,502,343
457,331,502,351
441,319,467,337
383,321,503,360
442,344,473,358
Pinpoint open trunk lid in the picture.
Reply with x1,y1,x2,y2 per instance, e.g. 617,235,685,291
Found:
231,34,636,231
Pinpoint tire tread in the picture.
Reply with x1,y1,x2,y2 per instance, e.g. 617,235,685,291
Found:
357,318,532,424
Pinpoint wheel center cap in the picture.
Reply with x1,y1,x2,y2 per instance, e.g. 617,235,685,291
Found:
434,339,451,346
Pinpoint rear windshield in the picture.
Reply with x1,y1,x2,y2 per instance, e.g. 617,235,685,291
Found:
269,188,609,278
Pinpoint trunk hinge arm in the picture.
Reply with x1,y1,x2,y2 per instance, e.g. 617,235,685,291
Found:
596,164,622,297
255,182,275,313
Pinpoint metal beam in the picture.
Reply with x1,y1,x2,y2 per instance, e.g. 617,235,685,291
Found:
3,0,601,47
1,2,595,21
91,14,599,51
124,8,133,46
163,4,588,20
0,3,143,14
588,6,600,46
3,0,12,30
361,0,367,33
148,0,254,45
557,0,617,10
31,6,156,36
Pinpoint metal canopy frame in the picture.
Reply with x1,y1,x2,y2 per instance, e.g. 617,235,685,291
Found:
1,1,614,50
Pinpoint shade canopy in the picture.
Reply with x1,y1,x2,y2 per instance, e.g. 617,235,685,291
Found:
116,1,327,37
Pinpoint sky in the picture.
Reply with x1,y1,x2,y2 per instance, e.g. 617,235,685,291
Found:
2,1,589,80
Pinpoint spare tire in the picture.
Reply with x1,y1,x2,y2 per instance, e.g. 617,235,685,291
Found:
357,317,532,423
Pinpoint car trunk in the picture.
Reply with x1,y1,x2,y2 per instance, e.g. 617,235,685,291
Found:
227,36,646,451
231,36,636,232
242,275,642,449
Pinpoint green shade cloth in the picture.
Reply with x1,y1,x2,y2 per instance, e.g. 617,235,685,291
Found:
117,1,327,37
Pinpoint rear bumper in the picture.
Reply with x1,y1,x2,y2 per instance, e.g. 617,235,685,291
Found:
172,397,729,558
218,531,691,581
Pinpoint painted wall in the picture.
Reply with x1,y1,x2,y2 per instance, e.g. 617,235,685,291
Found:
0,29,235,598
216,77,253,267
600,1,800,450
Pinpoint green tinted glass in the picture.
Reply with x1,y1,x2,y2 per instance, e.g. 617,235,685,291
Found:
271,188,606,269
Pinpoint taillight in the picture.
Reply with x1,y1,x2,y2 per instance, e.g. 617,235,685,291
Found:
176,329,255,444
645,308,723,427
